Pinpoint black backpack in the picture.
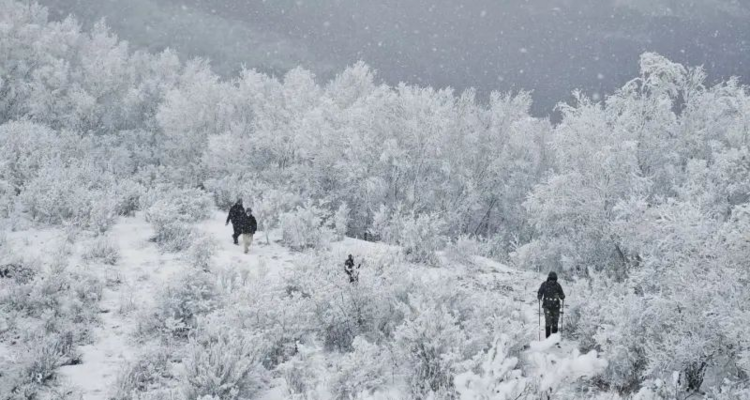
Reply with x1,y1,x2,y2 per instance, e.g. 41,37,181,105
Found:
542,282,562,309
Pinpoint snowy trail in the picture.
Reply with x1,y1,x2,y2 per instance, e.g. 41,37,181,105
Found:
196,211,298,280
468,257,581,360
58,212,297,399
59,216,171,398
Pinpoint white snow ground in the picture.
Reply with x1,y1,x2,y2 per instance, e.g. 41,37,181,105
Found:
58,212,304,398
4,211,600,399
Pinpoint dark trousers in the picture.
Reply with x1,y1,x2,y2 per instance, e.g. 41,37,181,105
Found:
544,307,560,337
232,224,241,244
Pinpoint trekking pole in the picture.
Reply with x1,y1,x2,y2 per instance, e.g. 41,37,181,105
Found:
538,299,541,341
560,299,565,337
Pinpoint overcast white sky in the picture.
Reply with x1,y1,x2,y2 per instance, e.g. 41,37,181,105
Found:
41,0,750,116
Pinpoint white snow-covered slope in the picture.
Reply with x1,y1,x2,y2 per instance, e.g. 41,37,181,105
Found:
4,211,596,399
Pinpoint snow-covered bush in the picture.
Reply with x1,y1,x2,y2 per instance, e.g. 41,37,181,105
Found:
252,188,302,241
400,212,447,266
201,174,260,210
83,235,120,265
112,348,173,400
150,220,194,252
141,270,220,339
446,235,487,267
455,335,530,400
142,186,214,223
0,121,61,192
211,274,315,370
566,277,647,392
524,340,608,398
280,201,333,251
17,162,119,232
182,320,268,400
278,344,326,398
112,180,146,217
186,234,217,271
333,203,350,240
145,205,192,252
84,193,120,234
706,382,750,400
394,295,467,398
0,252,101,398
0,178,14,219
329,337,391,400
1,260,102,334
285,251,414,352
143,186,213,252
371,208,448,266
24,332,79,385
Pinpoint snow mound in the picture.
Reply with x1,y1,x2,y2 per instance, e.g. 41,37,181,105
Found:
528,333,561,352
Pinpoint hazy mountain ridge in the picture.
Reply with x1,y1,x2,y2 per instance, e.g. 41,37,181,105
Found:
40,0,750,116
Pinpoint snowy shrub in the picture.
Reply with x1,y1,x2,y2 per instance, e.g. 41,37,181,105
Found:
455,335,530,400
142,186,214,223
333,203,350,240
144,187,213,252
186,234,217,271
394,295,467,398
202,174,258,210
567,278,648,392
400,212,447,266
329,337,391,400
24,332,79,384
145,202,194,252
17,162,120,232
446,235,487,267
287,252,414,353
253,189,303,241
524,342,608,398
3,327,86,397
706,382,750,400
144,270,220,339
83,193,120,234
0,261,36,286
112,348,173,400
213,276,315,369
371,208,447,266
1,260,102,344
369,204,400,243
151,220,194,252
83,235,120,265
0,121,60,191
280,201,333,251
0,178,14,219
182,321,267,400
278,344,326,398
112,180,146,216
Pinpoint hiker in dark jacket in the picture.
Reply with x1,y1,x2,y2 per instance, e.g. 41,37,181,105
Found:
225,199,245,245
344,254,359,283
538,271,566,338
237,208,257,254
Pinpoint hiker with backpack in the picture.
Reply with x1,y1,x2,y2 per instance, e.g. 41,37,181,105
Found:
537,271,566,339
344,254,360,283
237,208,258,254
